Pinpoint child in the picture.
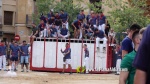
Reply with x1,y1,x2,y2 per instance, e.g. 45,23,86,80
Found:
83,44,89,74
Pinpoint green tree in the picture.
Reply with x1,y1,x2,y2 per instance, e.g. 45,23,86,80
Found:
104,0,150,32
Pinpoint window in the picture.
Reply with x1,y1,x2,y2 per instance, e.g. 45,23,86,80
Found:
4,11,13,25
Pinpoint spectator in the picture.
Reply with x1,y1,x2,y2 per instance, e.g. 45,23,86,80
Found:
0,40,7,71
72,19,83,38
115,43,122,75
105,21,111,37
38,20,47,37
133,27,150,84
9,42,20,71
94,28,107,52
30,23,39,44
50,24,57,38
48,14,55,27
119,30,142,84
108,29,116,45
86,11,94,25
40,13,47,23
46,22,51,37
60,10,69,29
121,24,141,58
98,12,107,33
58,24,70,39
54,12,62,31
47,10,54,20
84,24,94,39
77,10,85,20
20,41,29,72
89,13,97,28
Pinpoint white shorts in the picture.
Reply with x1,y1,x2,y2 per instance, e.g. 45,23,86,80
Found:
63,59,71,65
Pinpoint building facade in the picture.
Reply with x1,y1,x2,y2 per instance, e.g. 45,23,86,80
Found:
0,0,34,43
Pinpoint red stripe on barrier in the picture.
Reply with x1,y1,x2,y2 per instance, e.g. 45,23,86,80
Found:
80,39,83,72
56,38,58,68
43,38,46,68
30,38,33,70
93,39,96,71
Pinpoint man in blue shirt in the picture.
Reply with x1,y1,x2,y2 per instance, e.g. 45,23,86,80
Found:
38,20,47,37
10,42,19,71
72,19,83,38
59,24,69,39
98,12,107,33
89,13,97,28
20,41,29,72
94,28,107,53
60,43,72,74
0,40,7,71
50,24,57,38
60,10,69,29
121,24,141,58
77,10,85,20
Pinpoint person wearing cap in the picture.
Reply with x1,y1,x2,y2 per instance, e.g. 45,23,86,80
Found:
58,24,70,39
20,41,29,72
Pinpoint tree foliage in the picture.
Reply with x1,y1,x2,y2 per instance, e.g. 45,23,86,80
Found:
104,0,150,32
88,0,150,32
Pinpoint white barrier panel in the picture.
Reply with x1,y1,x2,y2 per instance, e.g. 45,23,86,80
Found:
32,41,44,68
70,40,82,69
31,38,109,73
45,39,57,68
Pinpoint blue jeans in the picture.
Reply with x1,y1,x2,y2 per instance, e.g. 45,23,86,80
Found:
21,56,29,64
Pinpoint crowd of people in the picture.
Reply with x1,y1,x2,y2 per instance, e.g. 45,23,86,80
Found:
0,39,30,72
30,10,116,44
111,23,150,84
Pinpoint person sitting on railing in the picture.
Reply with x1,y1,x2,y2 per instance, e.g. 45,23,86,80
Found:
58,24,70,39
94,28,107,52
54,12,62,31
38,20,47,38
108,29,116,46
30,23,39,44
50,24,58,38
83,24,94,39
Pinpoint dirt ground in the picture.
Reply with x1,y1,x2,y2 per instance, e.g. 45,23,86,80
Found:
0,69,119,84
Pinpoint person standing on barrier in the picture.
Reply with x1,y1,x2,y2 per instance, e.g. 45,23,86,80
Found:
20,41,29,72
60,10,69,30
60,43,72,75
94,28,107,52
83,44,89,74
121,24,141,58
